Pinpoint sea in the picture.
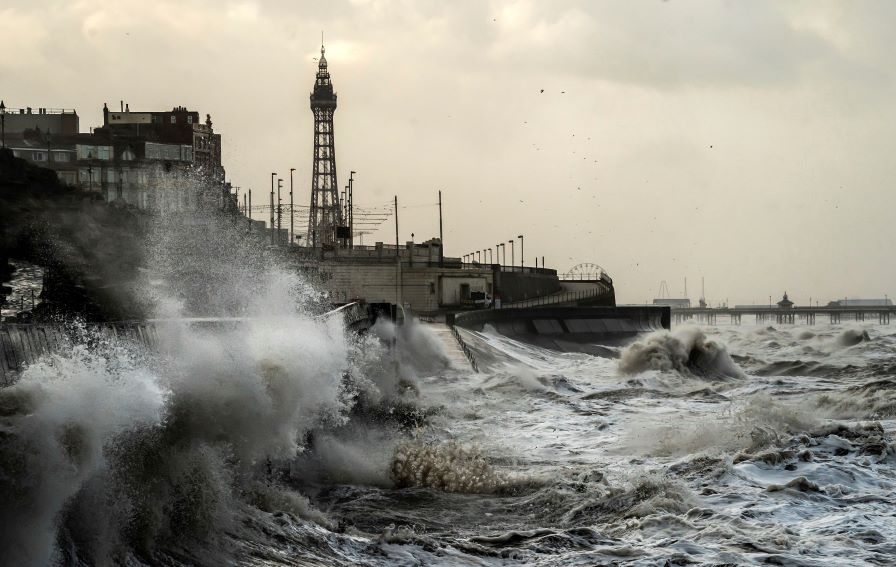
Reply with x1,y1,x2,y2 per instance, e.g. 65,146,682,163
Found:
1,268,894,566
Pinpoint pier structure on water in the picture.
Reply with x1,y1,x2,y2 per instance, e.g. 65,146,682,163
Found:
671,306,894,326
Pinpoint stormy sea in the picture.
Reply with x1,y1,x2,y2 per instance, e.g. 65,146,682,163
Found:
2,228,894,566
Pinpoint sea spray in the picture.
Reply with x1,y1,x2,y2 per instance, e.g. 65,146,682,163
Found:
618,326,745,379
391,440,507,493
0,346,167,566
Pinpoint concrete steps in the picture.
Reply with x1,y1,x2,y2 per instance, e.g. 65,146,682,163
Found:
425,322,475,370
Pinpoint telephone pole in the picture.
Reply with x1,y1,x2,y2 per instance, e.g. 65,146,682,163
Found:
289,168,295,245
438,190,444,267
349,171,356,249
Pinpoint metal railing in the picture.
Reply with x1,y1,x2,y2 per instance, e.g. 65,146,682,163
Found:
1,107,77,115
502,285,609,309
450,325,479,372
459,263,557,275
559,271,613,285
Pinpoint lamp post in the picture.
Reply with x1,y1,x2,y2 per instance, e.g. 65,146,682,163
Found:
289,168,295,246
349,171,355,249
488,247,493,264
0,100,6,149
87,151,93,192
518,235,524,270
508,240,515,271
498,243,504,267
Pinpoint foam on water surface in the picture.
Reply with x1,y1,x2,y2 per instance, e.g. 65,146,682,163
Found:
2,312,895,566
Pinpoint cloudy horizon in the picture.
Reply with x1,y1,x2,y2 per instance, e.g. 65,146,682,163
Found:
2,0,894,305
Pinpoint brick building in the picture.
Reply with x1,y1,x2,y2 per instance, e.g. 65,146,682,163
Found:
0,101,231,213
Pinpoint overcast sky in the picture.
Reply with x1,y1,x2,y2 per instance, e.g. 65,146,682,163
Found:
2,0,894,304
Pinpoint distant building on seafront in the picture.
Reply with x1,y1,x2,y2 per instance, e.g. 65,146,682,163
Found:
777,292,794,309
827,298,893,307
1,102,231,213
653,298,690,308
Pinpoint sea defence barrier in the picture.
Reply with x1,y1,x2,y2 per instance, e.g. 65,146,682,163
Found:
450,305,670,356
0,302,393,386
0,322,160,387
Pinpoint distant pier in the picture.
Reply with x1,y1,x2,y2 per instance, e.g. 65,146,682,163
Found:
671,306,894,325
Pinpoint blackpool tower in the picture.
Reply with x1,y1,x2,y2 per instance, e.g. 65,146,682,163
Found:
307,43,341,247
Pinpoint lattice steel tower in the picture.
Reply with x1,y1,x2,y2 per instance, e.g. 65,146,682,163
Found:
307,43,342,247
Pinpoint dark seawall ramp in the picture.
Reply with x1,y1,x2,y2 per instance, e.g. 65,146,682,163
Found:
0,302,387,386
0,322,160,386
452,306,670,356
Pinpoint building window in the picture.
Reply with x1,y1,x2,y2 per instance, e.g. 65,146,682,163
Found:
187,115,193,124
54,152,70,162
170,115,176,124
33,152,46,161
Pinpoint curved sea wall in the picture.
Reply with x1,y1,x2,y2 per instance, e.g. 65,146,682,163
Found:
452,305,670,354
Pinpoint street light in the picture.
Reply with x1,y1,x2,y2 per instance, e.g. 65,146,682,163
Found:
497,243,504,267
349,171,356,249
289,168,295,246
508,240,515,271
518,235,524,270
0,100,6,149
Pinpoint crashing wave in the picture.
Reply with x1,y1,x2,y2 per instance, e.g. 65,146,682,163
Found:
617,327,744,379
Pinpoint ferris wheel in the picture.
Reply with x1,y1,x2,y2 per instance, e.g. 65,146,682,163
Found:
562,263,610,281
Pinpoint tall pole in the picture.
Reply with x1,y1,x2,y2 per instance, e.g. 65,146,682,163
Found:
518,235,524,270
248,189,252,231
438,190,444,267
270,172,276,245
290,168,295,245
0,100,6,149
509,240,514,271
342,186,349,247
394,195,400,309
394,195,399,257
349,171,355,249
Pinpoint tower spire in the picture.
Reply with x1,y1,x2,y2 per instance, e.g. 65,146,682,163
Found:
307,39,340,247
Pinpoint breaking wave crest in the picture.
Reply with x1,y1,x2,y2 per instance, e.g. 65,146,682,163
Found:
618,327,744,379
390,440,509,493
0,267,364,566
836,328,871,347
